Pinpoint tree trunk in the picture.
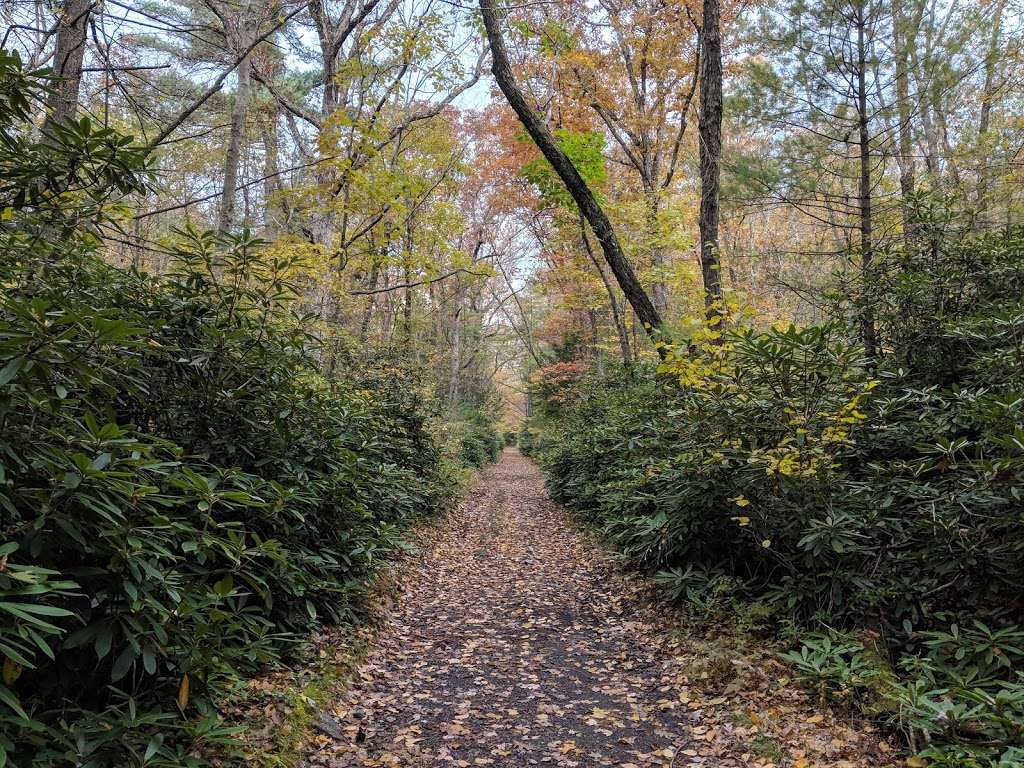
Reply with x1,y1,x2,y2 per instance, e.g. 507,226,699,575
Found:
646,191,669,315
43,0,92,136
448,307,462,413
907,40,940,184
580,215,632,366
358,260,380,342
261,114,282,237
856,1,877,359
402,212,414,342
218,51,252,233
402,268,414,341
697,0,725,323
586,309,605,376
893,0,917,248
977,0,1005,227
932,94,961,191
309,0,339,120
480,0,666,355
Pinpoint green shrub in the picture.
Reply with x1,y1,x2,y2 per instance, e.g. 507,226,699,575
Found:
780,631,892,707
535,231,1024,628
449,409,501,468
518,425,538,456
0,53,449,766
529,223,1024,766
884,621,1024,765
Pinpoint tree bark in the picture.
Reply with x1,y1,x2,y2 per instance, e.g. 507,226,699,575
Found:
977,0,1005,228
448,305,462,413
855,0,877,359
43,0,92,136
893,0,917,249
907,38,940,185
260,113,283,236
646,191,669,315
402,266,414,341
580,215,632,367
358,260,380,342
697,0,725,323
218,51,253,233
479,0,666,355
586,308,605,376
931,92,961,192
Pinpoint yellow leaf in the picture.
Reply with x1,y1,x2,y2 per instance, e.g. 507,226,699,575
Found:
731,495,751,507
761,539,771,548
906,758,928,767
178,673,190,710
3,657,22,685
731,516,751,526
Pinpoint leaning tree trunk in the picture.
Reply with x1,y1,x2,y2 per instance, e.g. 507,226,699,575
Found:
479,0,665,356
697,0,725,323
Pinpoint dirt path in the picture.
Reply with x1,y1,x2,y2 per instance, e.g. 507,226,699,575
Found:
305,450,890,767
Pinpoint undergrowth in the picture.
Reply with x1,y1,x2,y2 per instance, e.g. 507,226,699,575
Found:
525,218,1024,766
0,54,498,766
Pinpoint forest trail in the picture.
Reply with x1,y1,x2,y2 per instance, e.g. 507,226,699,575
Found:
304,451,889,768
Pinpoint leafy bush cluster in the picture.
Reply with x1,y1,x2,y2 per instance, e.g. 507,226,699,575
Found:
0,53,486,766
452,410,503,468
528,222,1024,765
517,425,540,457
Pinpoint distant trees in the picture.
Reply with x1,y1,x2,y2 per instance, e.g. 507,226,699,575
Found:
5,0,1021,415
480,0,666,354
568,0,702,315
727,0,1021,351
2,0,522,427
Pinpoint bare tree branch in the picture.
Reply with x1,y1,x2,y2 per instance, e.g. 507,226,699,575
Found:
146,1,310,150
350,257,494,295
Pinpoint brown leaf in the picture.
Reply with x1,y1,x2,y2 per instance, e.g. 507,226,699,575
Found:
177,674,190,710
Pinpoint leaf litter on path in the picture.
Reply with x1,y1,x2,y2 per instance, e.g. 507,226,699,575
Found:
304,451,894,768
